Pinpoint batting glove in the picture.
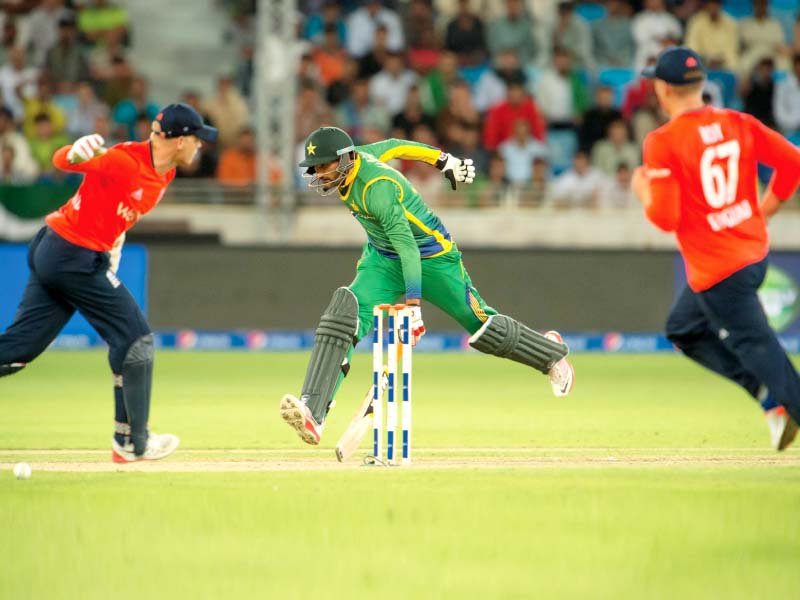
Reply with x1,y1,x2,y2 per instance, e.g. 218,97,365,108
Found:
406,305,426,347
436,152,475,190
67,134,105,165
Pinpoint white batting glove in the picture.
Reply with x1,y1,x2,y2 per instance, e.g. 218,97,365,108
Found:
405,305,426,347
436,152,476,190
67,134,105,165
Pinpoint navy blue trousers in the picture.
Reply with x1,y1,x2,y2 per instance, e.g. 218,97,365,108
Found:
0,227,150,373
666,258,800,423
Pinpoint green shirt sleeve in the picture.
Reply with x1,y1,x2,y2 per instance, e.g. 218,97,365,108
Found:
365,179,422,299
358,138,442,166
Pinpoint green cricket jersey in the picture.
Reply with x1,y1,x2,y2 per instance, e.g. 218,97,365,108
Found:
337,138,453,299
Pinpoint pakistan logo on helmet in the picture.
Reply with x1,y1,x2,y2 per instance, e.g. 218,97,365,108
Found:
758,266,800,332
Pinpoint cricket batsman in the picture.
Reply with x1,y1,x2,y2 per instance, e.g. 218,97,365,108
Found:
0,103,217,462
280,126,574,446
632,47,800,451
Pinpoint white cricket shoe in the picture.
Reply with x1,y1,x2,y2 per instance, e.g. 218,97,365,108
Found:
765,406,798,451
112,432,179,463
544,330,574,398
280,394,323,445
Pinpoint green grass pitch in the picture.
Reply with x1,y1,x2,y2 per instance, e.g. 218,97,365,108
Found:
1,352,799,599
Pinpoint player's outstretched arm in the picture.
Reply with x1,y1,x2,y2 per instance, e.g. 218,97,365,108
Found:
435,152,475,190
52,134,133,174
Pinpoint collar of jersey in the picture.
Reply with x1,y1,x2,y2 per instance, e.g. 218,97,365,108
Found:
338,153,361,202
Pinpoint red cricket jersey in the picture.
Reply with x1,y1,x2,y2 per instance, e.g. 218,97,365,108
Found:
643,106,800,291
46,141,175,252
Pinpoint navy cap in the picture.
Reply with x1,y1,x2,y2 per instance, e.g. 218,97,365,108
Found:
642,46,706,85
154,103,218,142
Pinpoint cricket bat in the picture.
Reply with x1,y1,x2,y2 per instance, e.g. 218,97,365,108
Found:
335,369,388,462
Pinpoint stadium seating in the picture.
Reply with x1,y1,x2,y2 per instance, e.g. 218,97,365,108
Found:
706,70,738,108
576,3,608,22
546,129,579,176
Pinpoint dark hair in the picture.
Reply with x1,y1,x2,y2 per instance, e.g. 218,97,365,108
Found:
33,112,51,124
0,105,13,120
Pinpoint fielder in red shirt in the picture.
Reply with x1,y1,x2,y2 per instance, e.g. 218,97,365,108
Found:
0,103,217,462
633,47,800,451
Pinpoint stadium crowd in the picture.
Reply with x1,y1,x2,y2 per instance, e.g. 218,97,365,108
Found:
2,0,800,208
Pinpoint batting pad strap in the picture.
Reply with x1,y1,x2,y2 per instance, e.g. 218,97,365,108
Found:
469,315,568,374
301,287,359,423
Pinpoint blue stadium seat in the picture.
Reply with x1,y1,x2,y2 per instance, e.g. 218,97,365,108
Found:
772,7,797,42
576,3,607,22
770,0,798,10
706,69,737,107
596,68,636,107
789,131,800,147
546,129,578,176
774,70,788,83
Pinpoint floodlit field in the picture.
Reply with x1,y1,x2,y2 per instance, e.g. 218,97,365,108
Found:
2,352,799,599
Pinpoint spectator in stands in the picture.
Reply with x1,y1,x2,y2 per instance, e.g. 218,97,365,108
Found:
591,119,639,176
794,15,800,54
217,127,257,187
448,122,488,175
631,0,682,69
295,78,333,143
437,79,480,144
203,75,250,149
336,77,390,144
77,0,129,46
22,74,65,139
592,0,635,68
305,1,347,46
392,85,436,139
133,112,151,142
407,21,441,75
347,0,404,58
549,149,607,208
0,104,37,180
551,1,592,70
313,24,349,87
0,46,39,121
742,57,777,129
45,14,89,92
61,81,105,138
17,0,68,67
597,162,636,208
26,112,67,176
0,17,17,65
740,0,791,76
112,76,158,140
622,55,656,119
298,52,322,87
684,0,739,71
92,112,120,148
368,51,418,116
483,75,546,151
420,51,460,116
579,85,622,153
774,53,800,136
471,152,508,207
631,86,666,145
525,156,550,207
472,49,525,113
358,24,390,79
535,46,588,129
0,143,38,183
498,118,548,184
444,0,487,66
403,0,436,51
326,56,359,106
181,90,215,130
487,0,537,66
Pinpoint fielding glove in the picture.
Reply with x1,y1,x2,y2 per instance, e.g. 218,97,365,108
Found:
436,152,475,190
67,134,106,165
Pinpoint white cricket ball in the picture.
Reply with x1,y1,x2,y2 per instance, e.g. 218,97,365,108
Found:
13,463,32,480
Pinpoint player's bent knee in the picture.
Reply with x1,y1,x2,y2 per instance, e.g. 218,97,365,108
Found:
0,363,26,378
468,314,568,374
123,334,154,367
